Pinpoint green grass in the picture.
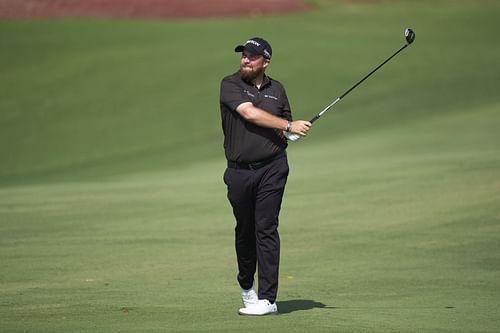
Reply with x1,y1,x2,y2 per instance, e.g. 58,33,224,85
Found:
1,1,500,332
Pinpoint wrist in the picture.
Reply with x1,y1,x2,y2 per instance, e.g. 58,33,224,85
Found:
285,120,292,132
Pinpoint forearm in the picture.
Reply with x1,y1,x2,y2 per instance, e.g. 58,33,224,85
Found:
236,102,289,131
236,102,311,136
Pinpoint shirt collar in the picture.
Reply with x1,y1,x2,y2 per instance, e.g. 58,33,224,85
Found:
238,72,271,90
261,75,271,88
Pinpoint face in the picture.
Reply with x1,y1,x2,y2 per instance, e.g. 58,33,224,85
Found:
239,50,270,83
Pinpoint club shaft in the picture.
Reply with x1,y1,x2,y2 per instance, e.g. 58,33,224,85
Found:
309,43,409,124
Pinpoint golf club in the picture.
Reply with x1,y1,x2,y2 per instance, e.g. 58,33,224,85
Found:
285,28,415,142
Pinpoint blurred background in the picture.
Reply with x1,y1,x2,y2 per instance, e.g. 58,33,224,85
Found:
0,0,498,185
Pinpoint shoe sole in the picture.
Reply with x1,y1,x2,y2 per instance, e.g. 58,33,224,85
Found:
238,310,278,316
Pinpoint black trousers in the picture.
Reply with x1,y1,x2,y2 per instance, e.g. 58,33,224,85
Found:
223,156,289,303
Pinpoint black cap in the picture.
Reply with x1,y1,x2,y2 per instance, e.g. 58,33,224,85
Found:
234,37,272,59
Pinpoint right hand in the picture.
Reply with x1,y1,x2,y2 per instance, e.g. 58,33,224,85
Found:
285,120,311,142
291,120,311,136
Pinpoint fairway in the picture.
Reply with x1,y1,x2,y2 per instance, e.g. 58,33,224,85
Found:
1,1,500,332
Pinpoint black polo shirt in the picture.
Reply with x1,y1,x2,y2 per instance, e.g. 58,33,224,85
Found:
220,71,292,163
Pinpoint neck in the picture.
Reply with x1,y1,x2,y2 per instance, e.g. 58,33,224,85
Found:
253,73,265,89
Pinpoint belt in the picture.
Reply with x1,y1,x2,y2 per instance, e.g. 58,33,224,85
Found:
227,151,286,170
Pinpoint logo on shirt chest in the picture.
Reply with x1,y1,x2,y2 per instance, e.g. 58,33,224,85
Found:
264,94,278,101
243,90,279,103
243,89,256,98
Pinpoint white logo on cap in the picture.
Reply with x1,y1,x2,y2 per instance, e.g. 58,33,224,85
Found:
245,40,261,47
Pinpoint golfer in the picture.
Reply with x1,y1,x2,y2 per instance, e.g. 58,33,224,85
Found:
220,37,311,315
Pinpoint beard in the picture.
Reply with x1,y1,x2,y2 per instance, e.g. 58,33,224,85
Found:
240,65,264,83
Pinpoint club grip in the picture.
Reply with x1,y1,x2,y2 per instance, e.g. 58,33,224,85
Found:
310,115,320,123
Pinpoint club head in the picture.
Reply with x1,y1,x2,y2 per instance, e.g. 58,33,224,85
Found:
405,28,415,44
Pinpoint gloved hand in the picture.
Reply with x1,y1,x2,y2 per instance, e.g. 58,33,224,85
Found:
284,132,301,142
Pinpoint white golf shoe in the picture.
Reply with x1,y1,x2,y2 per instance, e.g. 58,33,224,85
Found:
240,286,258,307
238,299,278,316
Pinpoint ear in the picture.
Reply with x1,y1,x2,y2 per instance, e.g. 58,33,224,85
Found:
263,59,271,69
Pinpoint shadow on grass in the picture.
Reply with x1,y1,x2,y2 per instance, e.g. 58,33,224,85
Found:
277,299,337,314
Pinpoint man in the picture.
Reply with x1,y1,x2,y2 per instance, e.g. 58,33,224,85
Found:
219,37,311,316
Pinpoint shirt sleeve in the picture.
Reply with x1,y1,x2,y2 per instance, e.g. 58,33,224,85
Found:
220,76,252,112
281,86,292,121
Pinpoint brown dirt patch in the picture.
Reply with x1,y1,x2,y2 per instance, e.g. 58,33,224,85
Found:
0,0,311,20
